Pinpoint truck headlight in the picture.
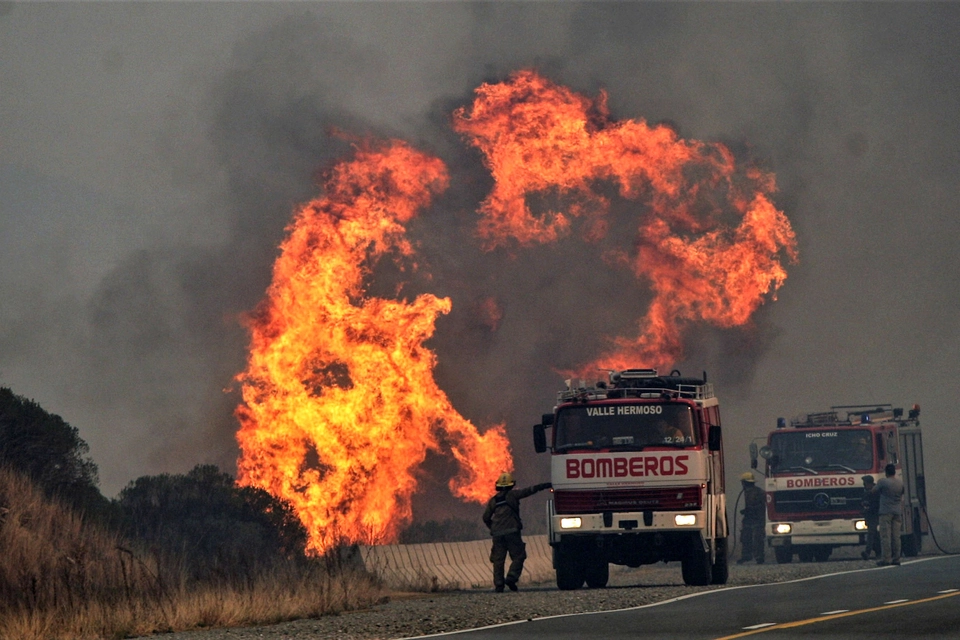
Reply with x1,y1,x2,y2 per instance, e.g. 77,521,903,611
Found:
674,514,697,526
855,520,868,531
773,523,792,535
560,517,582,529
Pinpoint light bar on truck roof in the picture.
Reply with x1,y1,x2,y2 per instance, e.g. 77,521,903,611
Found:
617,369,659,379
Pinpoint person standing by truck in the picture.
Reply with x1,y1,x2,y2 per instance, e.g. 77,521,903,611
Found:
737,472,766,565
876,463,905,566
860,475,881,560
483,472,551,592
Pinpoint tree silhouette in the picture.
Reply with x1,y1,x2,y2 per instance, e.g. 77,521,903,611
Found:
118,464,308,580
0,387,103,513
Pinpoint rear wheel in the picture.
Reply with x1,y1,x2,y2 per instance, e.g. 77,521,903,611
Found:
711,538,729,585
681,543,713,586
797,547,815,563
902,510,922,557
813,546,832,562
584,557,609,589
774,547,793,564
555,548,585,591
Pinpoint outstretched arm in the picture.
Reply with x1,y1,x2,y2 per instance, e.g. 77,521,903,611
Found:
515,482,552,499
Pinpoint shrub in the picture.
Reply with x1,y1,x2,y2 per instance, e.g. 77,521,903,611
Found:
117,464,308,582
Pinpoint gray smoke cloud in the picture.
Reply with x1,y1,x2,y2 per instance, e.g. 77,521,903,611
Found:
2,3,959,533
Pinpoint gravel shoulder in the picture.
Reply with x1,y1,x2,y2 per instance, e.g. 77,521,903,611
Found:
139,553,888,640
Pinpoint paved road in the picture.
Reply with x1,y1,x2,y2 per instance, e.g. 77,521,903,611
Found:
410,555,960,639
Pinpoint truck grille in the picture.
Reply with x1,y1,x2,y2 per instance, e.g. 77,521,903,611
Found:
554,486,702,514
771,487,865,517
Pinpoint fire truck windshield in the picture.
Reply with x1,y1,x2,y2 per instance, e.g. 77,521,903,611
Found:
767,429,873,474
554,403,696,451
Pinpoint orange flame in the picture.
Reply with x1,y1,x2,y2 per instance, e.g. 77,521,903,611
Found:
453,70,798,370
234,140,512,553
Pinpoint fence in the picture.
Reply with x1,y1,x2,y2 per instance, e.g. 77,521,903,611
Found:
360,534,553,590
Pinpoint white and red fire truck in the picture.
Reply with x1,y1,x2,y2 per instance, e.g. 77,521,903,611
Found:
532,369,728,589
753,404,926,563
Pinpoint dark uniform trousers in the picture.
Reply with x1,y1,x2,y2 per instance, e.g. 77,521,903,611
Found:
490,532,527,587
740,520,766,563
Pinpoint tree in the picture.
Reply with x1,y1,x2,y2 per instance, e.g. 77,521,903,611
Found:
117,464,308,581
0,387,103,513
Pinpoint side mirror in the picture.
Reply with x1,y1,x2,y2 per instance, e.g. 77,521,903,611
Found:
533,424,547,453
749,442,759,469
541,413,555,426
708,425,722,451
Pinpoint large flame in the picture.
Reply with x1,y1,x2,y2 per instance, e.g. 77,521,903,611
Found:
453,70,798,370
236,72,797,552
235,140,512,553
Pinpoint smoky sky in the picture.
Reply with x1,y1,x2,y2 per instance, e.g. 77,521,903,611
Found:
2,3,959,529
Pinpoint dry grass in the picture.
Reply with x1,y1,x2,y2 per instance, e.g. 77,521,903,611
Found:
0,467,384,640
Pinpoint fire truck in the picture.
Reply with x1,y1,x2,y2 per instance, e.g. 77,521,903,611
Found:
532,369,728,589
752,404,926,563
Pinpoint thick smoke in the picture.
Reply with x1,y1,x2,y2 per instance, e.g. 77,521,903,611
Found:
2,3,959,533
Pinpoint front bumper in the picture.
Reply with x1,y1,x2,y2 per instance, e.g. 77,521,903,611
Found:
767,518,865,547
550,509,706,542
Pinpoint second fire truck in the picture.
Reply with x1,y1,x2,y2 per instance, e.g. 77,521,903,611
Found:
533,369,729,589
751,404,926,563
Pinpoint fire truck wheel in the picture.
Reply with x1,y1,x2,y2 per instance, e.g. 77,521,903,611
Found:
681,545,713,586
813,546,831,562
901,531,920,557
774,547,793,564
584,558,609,589
555,551,585,590
797,547,816,563
901,511,922,557
710,538,728,584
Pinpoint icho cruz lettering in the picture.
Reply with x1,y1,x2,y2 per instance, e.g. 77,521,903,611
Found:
532,369,729,589
750,404,927,564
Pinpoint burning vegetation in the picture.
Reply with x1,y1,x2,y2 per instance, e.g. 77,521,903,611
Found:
234,141,512,554
235,71,798,553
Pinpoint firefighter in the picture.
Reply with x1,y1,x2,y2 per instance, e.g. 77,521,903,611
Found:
860,475,881,560
876,463,904,566
853,436,873,469
482,472,551,592
737,471,766,565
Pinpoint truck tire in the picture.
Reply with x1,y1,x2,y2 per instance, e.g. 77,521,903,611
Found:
774,547,792,564
711,538,729,585
584,558,609,589
901,510,922,557
813,546,832,562
797,547,815,563
555,550,585,591
681,544,713,586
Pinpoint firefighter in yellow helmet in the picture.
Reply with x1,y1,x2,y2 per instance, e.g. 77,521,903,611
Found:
737,472,766,565
482,472,551,592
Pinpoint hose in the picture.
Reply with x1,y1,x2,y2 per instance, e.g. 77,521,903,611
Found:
731,488,743,550
920,503,960,555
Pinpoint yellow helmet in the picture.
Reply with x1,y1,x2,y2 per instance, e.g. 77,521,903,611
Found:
495,472,516,488
740,472,756,483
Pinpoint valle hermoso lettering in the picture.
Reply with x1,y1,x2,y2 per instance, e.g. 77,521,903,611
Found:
585,405,664,417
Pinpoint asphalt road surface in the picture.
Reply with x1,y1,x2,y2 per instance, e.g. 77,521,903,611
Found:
410,555,960,640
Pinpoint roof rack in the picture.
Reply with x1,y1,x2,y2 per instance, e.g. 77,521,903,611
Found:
791,404,899,428
557,369,714,403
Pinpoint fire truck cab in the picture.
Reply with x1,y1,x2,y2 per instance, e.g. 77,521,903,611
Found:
533,369,728,589
753,404,926,563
